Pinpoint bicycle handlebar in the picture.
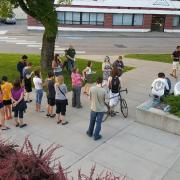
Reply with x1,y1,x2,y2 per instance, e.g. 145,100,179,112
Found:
119,88,128,94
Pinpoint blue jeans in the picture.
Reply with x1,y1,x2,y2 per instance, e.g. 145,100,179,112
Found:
87,111,104,139
72,86,81,107
35,89,43,105
67,59,74,72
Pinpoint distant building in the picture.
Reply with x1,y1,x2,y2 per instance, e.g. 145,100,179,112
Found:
13,7,27,20
28,0,180,32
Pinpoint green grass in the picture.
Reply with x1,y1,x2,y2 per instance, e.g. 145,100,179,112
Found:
125,54,172,63
163,95,180,117
0,53,134,90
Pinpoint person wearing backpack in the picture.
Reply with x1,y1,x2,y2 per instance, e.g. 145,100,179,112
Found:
108,68,122,116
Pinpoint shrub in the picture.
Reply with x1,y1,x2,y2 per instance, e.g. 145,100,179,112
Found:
0,138,127,180
163,95,180,117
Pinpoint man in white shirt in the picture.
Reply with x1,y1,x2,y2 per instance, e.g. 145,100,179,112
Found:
151,72,169,99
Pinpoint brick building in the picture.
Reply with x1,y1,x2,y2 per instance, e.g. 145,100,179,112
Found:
28,0,180,32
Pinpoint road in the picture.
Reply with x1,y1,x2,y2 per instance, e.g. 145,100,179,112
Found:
0,21,180,56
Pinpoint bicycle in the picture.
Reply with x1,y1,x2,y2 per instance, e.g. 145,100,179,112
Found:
102,88,128,122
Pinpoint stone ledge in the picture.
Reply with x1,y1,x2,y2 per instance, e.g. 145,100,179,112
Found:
136,102,180,136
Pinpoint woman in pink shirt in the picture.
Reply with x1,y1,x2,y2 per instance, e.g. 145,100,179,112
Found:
71,67,83,108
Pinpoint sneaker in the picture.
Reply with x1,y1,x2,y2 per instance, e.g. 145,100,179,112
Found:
94,135,102,141
50,114,56,118
20,124,27,128
15,123,20,127
86,131,92,137
1,126,10,131
46,114,50,117
76,105,83,109
62,121,68,125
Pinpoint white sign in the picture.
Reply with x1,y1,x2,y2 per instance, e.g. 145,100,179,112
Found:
153,0,169,6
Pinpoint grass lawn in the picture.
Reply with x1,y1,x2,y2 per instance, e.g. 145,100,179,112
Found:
0,53,133,90
163,95,180,117
125,54,172,64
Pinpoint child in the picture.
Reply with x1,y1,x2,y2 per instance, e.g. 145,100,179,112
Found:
71,67,83,108
0,82,10,130
1,76,13,120
33,70,43,112
11,79,27,128
45,72,56,118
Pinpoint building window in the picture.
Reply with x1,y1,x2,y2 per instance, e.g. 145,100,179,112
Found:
173,16,180,27
133,14,143,25
113,14,143,26
58,11,104,25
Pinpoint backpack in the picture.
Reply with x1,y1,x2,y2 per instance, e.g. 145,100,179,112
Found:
111,76,120,93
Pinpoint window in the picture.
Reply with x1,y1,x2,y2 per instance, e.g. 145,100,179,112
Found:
113,14,144,26
133,14,143,25
73,12,80,24
65,12,73,24
113,14,123,25
57,12,65,24
97,13,104,25
82,13,89,24
173,16,180,26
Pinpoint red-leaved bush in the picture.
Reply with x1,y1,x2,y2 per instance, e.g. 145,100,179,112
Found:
0,137,127,180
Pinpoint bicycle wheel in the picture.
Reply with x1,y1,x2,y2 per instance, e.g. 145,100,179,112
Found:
102,111,109,122
102,103,110,122
120,99,128,118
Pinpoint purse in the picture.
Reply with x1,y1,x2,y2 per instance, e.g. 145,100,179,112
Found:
58,87,68,105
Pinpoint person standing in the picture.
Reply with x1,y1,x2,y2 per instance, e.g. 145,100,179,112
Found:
23,62,33,103
55,76,68,125
11,79,27,128
0,83,10,130
102,56,112,81
82,61,96,95
33,70,43,112
170,46,180,78
45,72,56,118
71,67,83,108
1,76,13,120
113,56,124,76
86,77,106,141
107,68,122,116
17,55,28,82
52,54,63,77
66,45,76,72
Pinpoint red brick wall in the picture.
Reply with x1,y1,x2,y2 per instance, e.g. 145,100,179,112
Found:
164,15,173,29
27,15,41,26
104,14,113,28
143,14,152,29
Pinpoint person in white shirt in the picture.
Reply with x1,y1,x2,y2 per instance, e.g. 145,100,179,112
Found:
151,72,169,99
33,70,43,112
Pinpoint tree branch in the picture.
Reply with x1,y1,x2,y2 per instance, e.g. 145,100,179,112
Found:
17,0,37,18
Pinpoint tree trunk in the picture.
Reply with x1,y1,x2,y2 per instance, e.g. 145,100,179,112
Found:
41,30,56,70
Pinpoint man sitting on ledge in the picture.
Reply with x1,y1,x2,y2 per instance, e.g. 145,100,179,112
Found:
151,72,170,101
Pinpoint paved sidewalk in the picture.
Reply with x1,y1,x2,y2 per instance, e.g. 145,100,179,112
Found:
1,57,180,180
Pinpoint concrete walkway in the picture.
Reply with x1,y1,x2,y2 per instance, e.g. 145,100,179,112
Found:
1,57,180,180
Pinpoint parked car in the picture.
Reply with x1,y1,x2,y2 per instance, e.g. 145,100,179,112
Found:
1,14,16,24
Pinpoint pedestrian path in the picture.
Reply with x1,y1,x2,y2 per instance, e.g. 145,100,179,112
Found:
1,57,180,180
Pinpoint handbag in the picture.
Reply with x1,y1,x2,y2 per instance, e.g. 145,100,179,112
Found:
58,87,68,105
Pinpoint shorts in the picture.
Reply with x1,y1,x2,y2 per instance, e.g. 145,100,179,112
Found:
3,99,12,106
173,61,179,70
47,98,55,106
109,91,119,107
55,99,67,115
54,71,62,77
24,79,32,93
0,103,4,109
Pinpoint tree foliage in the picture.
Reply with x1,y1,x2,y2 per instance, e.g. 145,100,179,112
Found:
0,0,72,69
0,0,14,18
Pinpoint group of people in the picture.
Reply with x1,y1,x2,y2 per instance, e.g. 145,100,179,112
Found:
151,46,180,100
0,49,125,140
